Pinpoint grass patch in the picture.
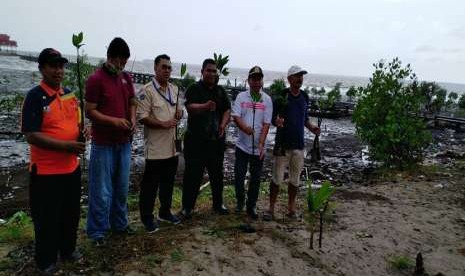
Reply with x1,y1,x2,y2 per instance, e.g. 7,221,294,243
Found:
127,194,139,212
143,254,162,268
270,229,289,242
170,248,185,263
0,258,15,272
388,255,414,270
0,211,34,243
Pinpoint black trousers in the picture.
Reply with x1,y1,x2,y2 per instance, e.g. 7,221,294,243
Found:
29,166,81,270
182,138,225,212
139,156,178,224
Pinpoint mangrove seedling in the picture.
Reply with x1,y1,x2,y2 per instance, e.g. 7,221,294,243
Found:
306,180,334,249
72,32,85,142
213,52,230,79
270,79,287,156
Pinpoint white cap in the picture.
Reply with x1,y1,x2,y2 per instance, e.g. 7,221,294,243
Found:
287,65,308,77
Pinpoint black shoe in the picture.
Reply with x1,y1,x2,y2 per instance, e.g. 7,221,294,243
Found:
93,237,106,247
158,213,181,225
235,205,243,215
38,264,57,276
113,226,136,235
178,209,193,221
61,250,82,262
213,205,230,215
143,220,159,233
247,208,259,220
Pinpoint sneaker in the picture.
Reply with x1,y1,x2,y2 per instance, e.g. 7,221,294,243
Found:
158,213,181,225
213,205,230,215
61,250,82,262
38,263,57,276
178,209,193,221
286,211,298,219
144,220,159,233
93,237,106,247
235,205,244,215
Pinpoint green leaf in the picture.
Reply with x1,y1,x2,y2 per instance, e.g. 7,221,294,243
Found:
311,181,334,212
72,34,78,47
72,32,84,48
180,63,187,78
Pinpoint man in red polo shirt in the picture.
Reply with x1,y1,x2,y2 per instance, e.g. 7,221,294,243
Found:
21,48,86,274
85,37,137,245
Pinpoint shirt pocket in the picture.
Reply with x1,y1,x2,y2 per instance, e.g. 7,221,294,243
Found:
63,98,79,121
42,100,61,126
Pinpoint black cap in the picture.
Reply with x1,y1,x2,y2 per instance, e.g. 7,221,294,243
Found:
248,66,264,78
38,48,68,67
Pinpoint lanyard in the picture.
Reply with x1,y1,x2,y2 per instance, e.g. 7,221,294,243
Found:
152,80,175,106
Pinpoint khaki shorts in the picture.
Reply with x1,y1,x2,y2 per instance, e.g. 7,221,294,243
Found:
272,149,304,187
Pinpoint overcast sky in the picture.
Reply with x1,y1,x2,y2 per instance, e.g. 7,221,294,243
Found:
2,0,465,83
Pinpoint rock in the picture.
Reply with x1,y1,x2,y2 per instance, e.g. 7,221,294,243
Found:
355,232,373,238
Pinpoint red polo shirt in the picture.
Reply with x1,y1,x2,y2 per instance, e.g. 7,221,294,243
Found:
85,66,135,145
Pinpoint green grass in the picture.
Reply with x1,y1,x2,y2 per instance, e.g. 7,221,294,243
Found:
270,229,289,242
0,212,34,243
0,258,15,272
388,255,414,270
170,248,185,263
143,254,163,268
127,194,139,212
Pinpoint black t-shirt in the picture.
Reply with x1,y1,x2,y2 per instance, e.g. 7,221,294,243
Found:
184,80,231,142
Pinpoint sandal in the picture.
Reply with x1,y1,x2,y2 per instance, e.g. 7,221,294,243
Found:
263,210,274,221
286,211,297,219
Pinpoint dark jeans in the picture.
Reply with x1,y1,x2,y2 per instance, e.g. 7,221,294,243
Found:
139,156,178,224
29,165,81,270
182,138,225,212
234,147,264,211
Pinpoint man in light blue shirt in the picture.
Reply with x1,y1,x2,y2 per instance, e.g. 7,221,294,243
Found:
231,66,273,219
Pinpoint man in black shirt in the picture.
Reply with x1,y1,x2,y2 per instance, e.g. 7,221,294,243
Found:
180,58,231,218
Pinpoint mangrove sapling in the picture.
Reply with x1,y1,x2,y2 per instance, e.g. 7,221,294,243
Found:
270,79,287,156
311,106,323,162
71,32,85,142
306,180,334,249
175,63,187,153
213,53,230,80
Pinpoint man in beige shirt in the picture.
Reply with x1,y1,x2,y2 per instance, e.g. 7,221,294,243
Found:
137,54,182,232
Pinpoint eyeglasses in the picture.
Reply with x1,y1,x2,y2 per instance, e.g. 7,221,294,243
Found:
205,69,217,74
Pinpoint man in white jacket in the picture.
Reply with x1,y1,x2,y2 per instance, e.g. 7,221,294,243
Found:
232,66,273,220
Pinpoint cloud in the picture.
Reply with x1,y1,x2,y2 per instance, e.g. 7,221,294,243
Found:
443,48,465,54
424,56,443,63
253,24,263,32
449,27,465,40
415,45,437,53
382,0,411,2
415,45,464,55
389,21,407,31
